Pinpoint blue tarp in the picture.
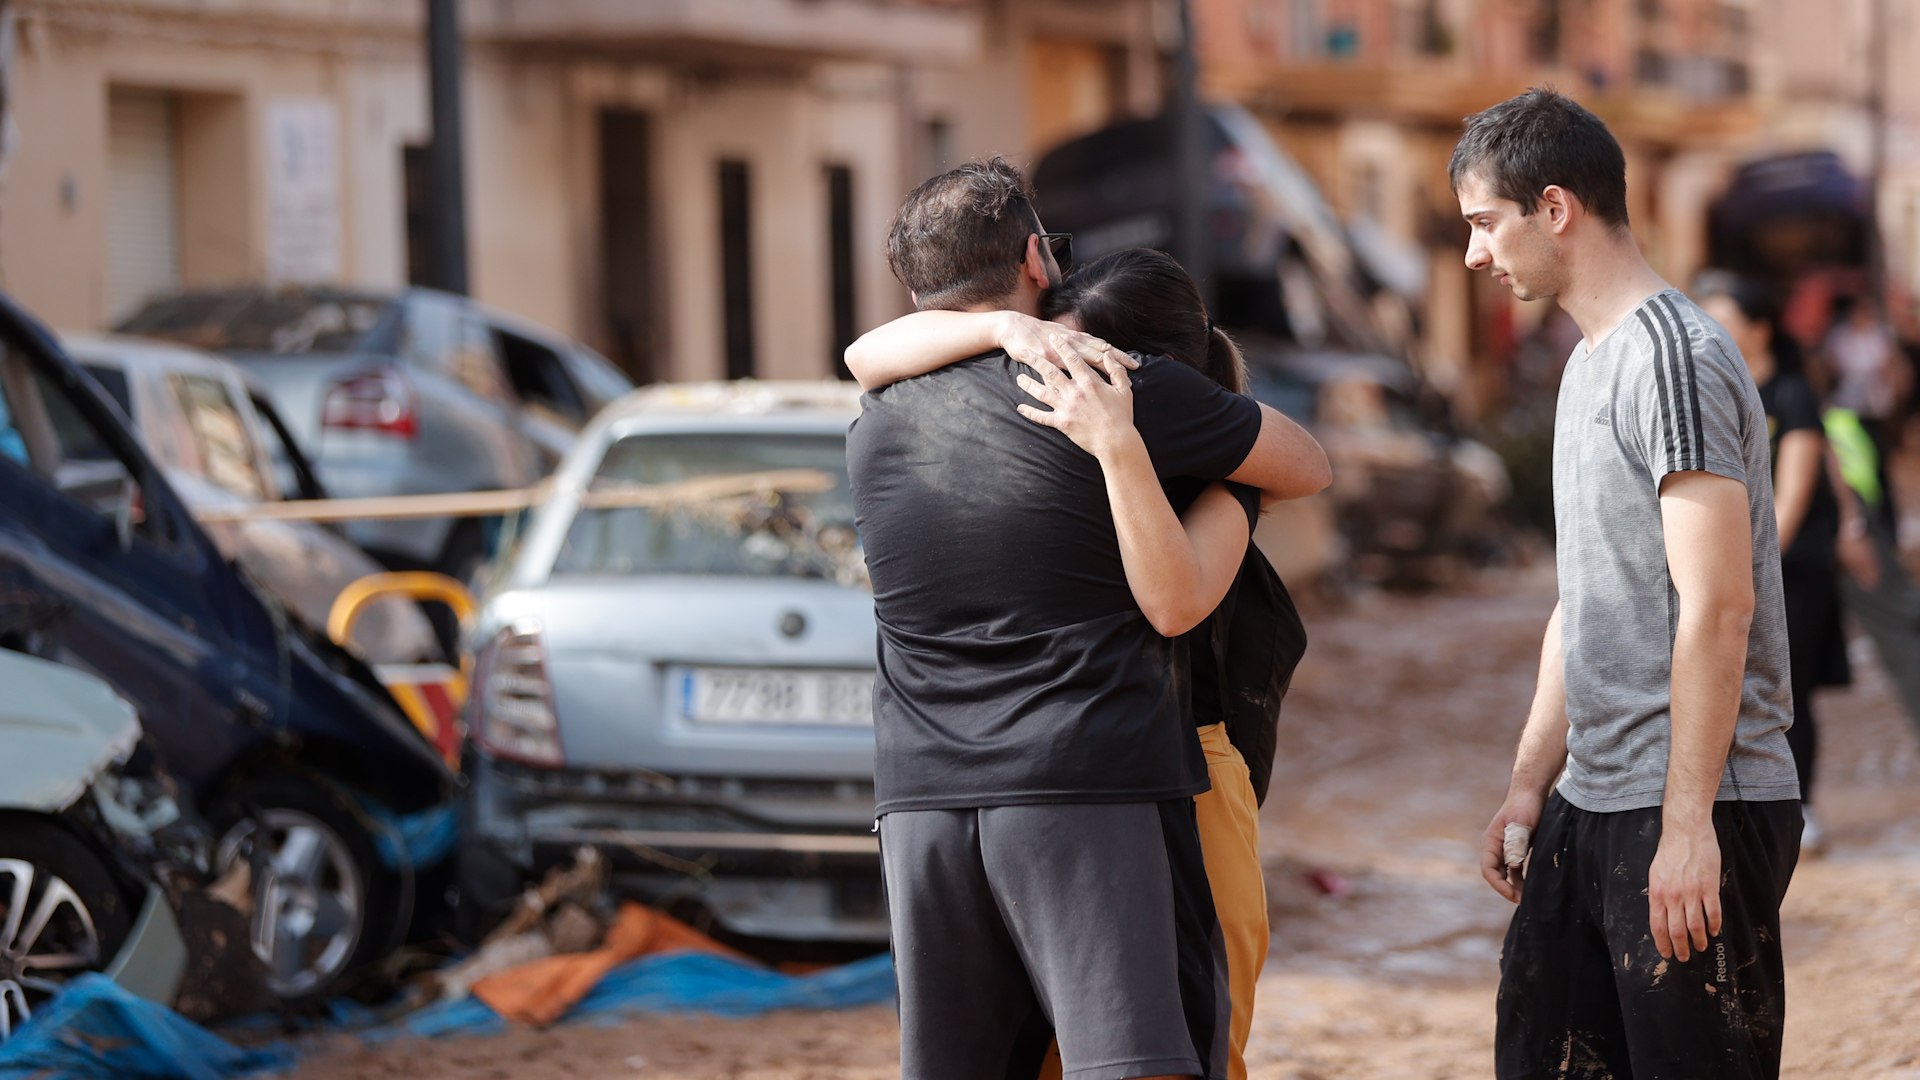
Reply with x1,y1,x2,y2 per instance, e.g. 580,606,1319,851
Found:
0,975,294,1079
0,952,896,1077
379,950,897,1042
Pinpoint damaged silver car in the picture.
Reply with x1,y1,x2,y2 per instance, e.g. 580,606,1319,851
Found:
460,382,881,945
0,651,190,1039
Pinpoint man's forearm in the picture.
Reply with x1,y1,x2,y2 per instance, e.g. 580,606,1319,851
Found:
843,310,1005,390
1663,607,1749,825
1510,604,1571,800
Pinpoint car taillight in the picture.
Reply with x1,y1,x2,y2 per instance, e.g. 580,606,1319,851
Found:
321,368,418,438
471,619,563,767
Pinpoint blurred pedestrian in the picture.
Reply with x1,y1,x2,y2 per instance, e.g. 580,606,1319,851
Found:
1457,89,1801,1080
849,247,1309,1080
1696,271,1861,852
1823,404,1920,739
1825,295,1913,530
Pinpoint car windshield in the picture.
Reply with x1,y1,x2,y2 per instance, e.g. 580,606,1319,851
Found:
552,432,863,585
119,292,393,355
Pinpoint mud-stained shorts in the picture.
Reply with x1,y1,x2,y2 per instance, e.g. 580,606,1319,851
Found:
880,800,1223,1080
1496,793,1802,1080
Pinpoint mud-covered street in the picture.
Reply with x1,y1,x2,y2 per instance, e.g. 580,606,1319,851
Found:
296,559,1920,1079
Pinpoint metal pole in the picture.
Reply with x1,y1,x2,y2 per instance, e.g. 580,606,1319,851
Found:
1865,0,1889,301
427,0,470,296
1171,0,1211,300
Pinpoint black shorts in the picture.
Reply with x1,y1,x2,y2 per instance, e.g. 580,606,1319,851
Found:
1497,794,1802,1080
879,800,1224,1080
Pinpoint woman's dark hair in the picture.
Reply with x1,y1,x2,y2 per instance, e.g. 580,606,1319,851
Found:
1041,248,1248,393
1692,269,1804,375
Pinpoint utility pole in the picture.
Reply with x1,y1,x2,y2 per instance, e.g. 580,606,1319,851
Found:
1865,0,1889,301
426,0,470,296
1170,0,1210,301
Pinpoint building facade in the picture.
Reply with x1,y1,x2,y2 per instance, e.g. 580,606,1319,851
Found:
1192,0,1780,416
0,0,1164,383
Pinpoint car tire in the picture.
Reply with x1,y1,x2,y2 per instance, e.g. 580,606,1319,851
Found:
0,815,137,1040
209,776,400,1007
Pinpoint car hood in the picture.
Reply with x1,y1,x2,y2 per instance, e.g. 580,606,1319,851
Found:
0,652,141,811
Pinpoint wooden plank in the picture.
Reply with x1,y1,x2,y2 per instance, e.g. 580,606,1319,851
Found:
188,469,837,525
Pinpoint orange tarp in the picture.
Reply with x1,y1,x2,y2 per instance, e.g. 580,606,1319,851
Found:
472,902,749,1026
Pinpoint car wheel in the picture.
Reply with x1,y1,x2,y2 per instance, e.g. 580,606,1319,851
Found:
0,816,135,1040
210,778,396,1005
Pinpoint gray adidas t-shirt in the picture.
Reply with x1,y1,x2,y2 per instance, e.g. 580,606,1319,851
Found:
1551,288,1800,812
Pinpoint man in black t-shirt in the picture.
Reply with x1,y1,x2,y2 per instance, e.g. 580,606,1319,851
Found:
849,159,1331,1080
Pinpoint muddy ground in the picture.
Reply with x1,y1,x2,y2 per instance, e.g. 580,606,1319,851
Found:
296,557,1920,1079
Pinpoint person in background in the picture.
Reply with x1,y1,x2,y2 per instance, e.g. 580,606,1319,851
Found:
1696,271,1864,852
1825,294,1912,532
1823,403,1920,741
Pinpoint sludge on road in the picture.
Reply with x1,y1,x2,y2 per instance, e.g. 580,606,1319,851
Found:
295,559,1920,1080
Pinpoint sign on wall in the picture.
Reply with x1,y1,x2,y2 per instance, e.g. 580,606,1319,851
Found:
264,98,342,283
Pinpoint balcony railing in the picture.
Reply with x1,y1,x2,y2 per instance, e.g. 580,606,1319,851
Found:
481,0,984,63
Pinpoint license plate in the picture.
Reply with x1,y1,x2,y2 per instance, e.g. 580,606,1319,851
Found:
681,668,874,727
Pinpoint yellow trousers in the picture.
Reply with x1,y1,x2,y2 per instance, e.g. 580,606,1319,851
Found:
1037,722,1268,1080
1194,722,1268,1080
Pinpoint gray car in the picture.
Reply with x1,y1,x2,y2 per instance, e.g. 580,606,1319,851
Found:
117,287,633,581
462,381,881,943
63,333,442,666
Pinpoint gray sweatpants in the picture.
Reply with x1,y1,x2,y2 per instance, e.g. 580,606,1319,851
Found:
879,800,1225,1080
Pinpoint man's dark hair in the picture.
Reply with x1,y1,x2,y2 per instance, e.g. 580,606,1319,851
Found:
886,157,1040,310
1449,87,1630,230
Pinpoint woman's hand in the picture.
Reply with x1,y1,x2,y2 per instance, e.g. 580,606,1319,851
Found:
998,313,1137,386
1015,350,1140,461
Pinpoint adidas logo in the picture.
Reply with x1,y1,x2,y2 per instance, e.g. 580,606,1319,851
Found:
1594,403,1612,426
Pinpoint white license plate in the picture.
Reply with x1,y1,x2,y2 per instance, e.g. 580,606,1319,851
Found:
681,668,874,727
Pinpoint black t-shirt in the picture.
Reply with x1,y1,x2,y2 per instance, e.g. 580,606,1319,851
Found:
848,351,1265,813
1758,372,1839,568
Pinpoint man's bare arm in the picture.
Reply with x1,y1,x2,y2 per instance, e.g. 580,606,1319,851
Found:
1225,404,1332,502
843,310,1133,391
1650,470,1756,962
1480,602,1570,901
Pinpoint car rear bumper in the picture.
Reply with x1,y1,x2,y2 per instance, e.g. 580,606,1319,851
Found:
468,753,884,942
102,884,188,1006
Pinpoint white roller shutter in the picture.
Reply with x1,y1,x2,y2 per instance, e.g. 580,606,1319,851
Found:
106,89,181,323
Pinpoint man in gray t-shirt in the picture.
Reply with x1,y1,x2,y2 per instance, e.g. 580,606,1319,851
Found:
1552,287,1800,811
1453,90,1803,1080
